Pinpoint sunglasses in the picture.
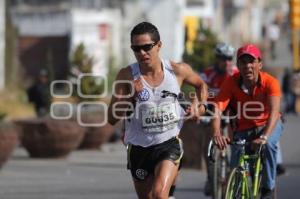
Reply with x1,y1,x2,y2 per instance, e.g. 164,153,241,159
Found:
131,42,158,52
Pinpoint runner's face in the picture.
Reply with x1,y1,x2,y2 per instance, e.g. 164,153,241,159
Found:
131,34,161,66
237,54,262,84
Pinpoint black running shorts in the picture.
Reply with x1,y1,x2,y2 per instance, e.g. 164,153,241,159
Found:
127,137,183,181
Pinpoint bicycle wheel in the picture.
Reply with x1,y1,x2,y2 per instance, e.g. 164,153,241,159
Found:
212,149,228,199
212,149,222,199
225,168,251,199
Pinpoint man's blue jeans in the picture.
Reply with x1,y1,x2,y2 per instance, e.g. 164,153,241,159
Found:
230,120,283,190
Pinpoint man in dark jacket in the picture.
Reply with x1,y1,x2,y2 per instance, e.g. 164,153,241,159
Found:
27,70,51,117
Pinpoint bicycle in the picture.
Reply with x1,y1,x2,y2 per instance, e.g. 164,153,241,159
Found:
207,121,231,199
163,90,235,199
224,139,264,199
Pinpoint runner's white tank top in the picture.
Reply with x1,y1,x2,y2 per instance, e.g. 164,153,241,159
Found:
124,59,185,147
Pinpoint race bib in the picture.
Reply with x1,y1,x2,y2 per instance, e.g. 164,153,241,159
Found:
141,103,179,133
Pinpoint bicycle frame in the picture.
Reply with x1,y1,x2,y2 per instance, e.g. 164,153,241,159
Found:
230,140,264,199
207,121,231,199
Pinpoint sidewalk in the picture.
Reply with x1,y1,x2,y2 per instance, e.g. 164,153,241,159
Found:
0,142,206,199
265,35,292,69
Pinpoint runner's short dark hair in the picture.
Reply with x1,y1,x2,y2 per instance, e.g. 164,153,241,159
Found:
130,22,160,43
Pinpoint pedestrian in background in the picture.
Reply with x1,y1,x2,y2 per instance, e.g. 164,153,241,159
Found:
282,68,296,114
267,20,280,59
27,69,51,117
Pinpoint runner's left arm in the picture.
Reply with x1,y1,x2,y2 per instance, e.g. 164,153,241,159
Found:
171,62,208,118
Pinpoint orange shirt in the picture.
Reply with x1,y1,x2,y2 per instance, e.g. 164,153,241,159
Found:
213,71,281,131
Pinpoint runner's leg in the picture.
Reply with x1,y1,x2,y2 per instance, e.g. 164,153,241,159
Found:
153,160,180,199
133,175,154,199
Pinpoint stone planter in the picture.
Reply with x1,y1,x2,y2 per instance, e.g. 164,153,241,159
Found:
78,112,114,149
79,125,114,149
0,122,19,168
16,117,85,158
179,120,208,170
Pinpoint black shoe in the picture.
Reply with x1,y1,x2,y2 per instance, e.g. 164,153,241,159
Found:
261,188,275,199
204,180,212,196
276,164,286,176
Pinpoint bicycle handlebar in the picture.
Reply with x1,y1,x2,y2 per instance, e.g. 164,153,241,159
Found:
208,139,264,162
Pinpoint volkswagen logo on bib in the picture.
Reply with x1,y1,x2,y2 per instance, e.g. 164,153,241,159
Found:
138,88,150,101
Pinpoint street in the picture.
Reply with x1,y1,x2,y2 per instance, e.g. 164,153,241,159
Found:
1,1,299,199
0,114,299,199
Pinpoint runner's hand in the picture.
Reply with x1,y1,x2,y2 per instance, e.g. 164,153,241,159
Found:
185,103,206,121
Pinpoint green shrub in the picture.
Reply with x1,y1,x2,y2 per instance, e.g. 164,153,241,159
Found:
183,28,218,72
70,43,104,101
182,27,218,95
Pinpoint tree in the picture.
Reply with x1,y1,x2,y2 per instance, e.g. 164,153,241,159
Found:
69,43,104,102
5,0,19,87
183,27,218,72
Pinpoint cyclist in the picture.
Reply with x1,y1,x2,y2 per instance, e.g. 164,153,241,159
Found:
211,44,283,199
107,22,208,199
201,42,238,100
199,42,238,196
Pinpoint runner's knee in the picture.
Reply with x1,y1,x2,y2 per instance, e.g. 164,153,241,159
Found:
152,185,168,199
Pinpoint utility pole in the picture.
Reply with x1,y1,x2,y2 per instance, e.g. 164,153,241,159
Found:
0,0,5,89
290,0,300,114
290,0,300,71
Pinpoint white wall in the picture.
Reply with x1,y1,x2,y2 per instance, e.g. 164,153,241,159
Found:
144,0,186,62
183,0,213,18
123,0,186,64
11,10,71,36
121,0,144,65
70,9,122,75
11,7,122,77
